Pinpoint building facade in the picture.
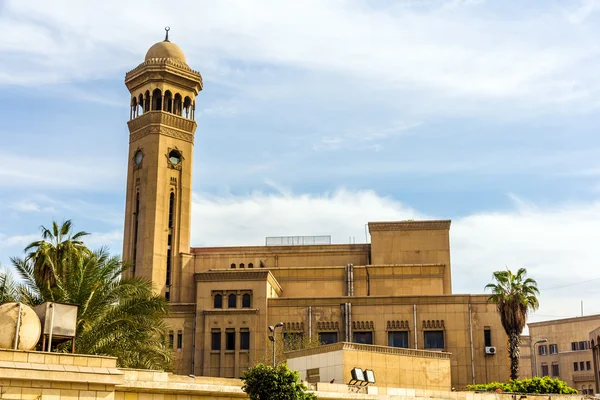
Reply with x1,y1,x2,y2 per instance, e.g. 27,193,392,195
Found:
527,315,600,395
121,31,510,388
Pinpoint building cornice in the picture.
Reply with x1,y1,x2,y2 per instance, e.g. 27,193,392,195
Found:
203,309,259,316
368,220,451,232
195,270,283,295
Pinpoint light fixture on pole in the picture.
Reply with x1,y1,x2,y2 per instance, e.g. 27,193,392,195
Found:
268,322,284,367
533,338,548,377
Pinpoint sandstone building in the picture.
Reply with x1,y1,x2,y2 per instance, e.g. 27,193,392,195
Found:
121,30,510,388
524,315,600,395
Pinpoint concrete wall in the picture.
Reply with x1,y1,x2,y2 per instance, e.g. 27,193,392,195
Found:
287,342,451,391
0,349,586,400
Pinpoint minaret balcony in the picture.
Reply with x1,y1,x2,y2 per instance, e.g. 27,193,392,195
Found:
128,111,197,135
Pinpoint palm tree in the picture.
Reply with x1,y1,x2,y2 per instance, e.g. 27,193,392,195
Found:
0,267,19,304
23,220,90,296
13,247,172,370
485,268,539,381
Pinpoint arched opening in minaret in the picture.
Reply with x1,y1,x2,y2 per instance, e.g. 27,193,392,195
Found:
152,88,162,111
130,97,138,119
164,90,173,113
144,90,151,112
138,94,144,116
183,96,192,118
173,93,183,116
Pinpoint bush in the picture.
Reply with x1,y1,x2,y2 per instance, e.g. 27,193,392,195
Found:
466,377,578,394
242,363,316,400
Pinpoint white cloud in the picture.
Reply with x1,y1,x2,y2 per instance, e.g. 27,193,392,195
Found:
1,0,599,115
0,153,122,190
189,188,600,322
7,200,55,213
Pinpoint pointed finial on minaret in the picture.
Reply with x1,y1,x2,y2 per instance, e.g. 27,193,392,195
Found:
164,26,170,42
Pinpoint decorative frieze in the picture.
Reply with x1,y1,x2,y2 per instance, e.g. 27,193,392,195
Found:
422,319,445,329
387,320,410,330
316,321,339,331
283,322,304,331
352,320,374,330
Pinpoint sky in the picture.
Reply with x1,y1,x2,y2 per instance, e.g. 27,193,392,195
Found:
1,0,600,325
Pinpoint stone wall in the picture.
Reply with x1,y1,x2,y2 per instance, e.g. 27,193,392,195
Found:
0,349,586,400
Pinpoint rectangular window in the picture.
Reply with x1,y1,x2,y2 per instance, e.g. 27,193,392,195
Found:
587,361,592,370
580,361,585,371
549,344,558,354
574,362,579,371
168,331,174,349
283,332,304,350
211,330,221,351
484,328,492,347
551,363,559,377
539,345,547,355
177,330,183,349
353,332,373,345
572,342,578,351
579,341,586,351
424,331,444,349
226,330,236,351
240,329,250,351
388,331,409,348
318,332,338,345
541,364,549,377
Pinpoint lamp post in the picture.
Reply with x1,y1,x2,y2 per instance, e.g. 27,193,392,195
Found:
268,322,284,367
533,338,548,377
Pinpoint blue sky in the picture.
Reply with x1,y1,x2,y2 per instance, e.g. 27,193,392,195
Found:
1,0,600,323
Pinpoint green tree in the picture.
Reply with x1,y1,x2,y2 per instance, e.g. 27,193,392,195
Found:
10,219,172,370
0,267,19,304
23,220,90,296
485,268,539,381
242,363,316,400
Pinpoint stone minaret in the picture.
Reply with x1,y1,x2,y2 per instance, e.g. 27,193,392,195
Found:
122,28,202,301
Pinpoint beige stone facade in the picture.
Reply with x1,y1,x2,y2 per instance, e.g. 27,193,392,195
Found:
121,33,511,388
286,342,451,390
0,349,588,400
527,314,600,394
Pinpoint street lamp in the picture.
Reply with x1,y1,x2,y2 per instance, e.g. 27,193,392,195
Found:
533,338,548,377
268,322,284,367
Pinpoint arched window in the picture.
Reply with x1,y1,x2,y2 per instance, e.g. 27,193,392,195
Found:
242,294,251,308
230,263,236,269
144,90,151,112
214,294,222,309
152,89,162,111
240,263,245,268
138,94,144,115
164,90,173,113
183,96,192,118
228,294,237,308
248,263,254,268
174,93,183,116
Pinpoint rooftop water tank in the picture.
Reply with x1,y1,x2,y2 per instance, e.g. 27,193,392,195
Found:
0,302,42,350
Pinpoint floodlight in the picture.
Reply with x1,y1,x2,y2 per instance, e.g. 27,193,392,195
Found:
364,369,376,384
351,367,365,382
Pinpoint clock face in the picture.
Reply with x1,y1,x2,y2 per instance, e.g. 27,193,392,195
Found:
168,149,182,165
134,150,144,165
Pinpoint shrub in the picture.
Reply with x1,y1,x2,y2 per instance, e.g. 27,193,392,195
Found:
242,363,316,400
466,377,578,394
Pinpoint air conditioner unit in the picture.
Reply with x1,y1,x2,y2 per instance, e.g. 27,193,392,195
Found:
485,346,497,355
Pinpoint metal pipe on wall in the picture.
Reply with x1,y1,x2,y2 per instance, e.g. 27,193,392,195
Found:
13,302,22,350
308,306,312,340
349,264,354,296
47,303,55,352
413,304,418,349
469,303,475,384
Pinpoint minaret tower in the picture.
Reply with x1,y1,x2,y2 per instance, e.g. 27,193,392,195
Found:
122,28,202,301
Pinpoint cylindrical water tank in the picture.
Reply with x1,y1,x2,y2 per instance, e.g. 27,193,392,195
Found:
0,302,42,350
